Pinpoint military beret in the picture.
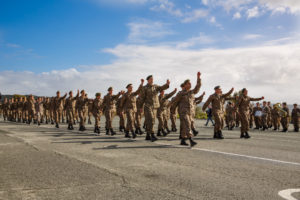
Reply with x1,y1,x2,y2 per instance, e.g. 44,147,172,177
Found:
126,84,132,89
282,102,287,105
214,86,220,90
183,79,190,86
95,93,101,97
263,101,266,103
108,87,113,91
180,83,184,88
80,90,85,94
69,91,73,95
56,91,60,93
294,103,298,106
146,75,153,80
241,88,247,93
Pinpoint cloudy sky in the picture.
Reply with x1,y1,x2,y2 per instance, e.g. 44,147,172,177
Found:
0,0,299,102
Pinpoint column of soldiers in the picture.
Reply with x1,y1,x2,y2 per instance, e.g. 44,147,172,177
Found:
1,72,300,146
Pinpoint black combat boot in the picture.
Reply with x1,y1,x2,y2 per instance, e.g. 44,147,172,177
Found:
51,121,54,125
244,132,251,139
240,132,245,138
131,131,137,139
157,129,162,137
68,124,72,130
110,128,116,136
150,133,157,142
106,128,109,135
138,128,144,135
192,128,198,136
38,122,41,126
119,126,124,132
218,131,224,139
162,129,168,137
145,134,151,141
79,126,83,131
180,139,188,146
189,138,197,147
135,128,139,134
281,128,288,132
94,126,97,133
166,127,171,133
125,130,131,138
213,132,218,139
171,127,176,132
55,123,59,128
70,124,74,130
295,128,299,132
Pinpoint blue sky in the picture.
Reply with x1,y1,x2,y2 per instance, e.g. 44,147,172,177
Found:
0,0,299,102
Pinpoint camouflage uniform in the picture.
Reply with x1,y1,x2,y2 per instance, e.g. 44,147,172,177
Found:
103,92,121,134
116,97,126,132
76,95,89,130
92,97,103,133
261,105,270,130
27,98,36,123
291,107,300,132
53,94,67,127
65,95,78,129
253,106,263,129
271,107,280,130
281,107,290,132
135,96,144,134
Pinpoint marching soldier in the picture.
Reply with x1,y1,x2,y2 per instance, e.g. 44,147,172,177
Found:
17,97,24,122
53,91,67,128
92,93,103,134
190,92,205,136
225,102,236,130
291,104,300,132
202,86,234,139
235,88,264,138
253,102,262,129
116,96,126,132
76,90,89,131
271,105,280,131
267,101,272,128
134,95,144,135
172,72,201,146
139,75,170,142
27,95,36,124
120,79,144,138
65,91,78,130
157,88,177,136
43,98,51,124
3,98,8,121
281,102,290,132
103,87,124,135
261,101,270,131
35,97,44,126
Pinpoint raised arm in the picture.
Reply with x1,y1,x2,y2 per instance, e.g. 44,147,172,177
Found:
132,79,144,96
156,79,170,92
195,92,205,103
250,96,264,101
192,72,201,94
164,88,177,100
222,88,234,98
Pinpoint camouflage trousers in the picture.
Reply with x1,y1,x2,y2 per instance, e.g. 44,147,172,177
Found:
170,112,177,129
54,109,63,124
272,116,280,129
118,111,125,128
157,110,168,130
281,117,289,130
66,108,75,125
254,117,261,128
135,111,142,128
292,117,299,130
144,106,157,134
213,111,224,133
78,109,88,126
28,110,35,122
267,114,272,127
240,111,250,133
261,115,268,128
105,109,115,129
93,111,101,127
179,112,193,139
249,114,254,127
125,109,135,131
227,114,235,128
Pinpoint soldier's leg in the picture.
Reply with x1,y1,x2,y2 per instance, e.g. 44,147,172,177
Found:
157,111,163,131
144,107,157,141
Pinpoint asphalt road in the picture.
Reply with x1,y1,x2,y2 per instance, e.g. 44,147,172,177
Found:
0,117,299,200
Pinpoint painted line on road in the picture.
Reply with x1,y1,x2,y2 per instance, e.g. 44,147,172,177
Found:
155,142,300,167
278,189,300,200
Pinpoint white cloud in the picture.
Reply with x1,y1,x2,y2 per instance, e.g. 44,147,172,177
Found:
247,6,260,19
150,0,183,17
1,42,300,103
243,34,262,40
6,43,21,48
127,20,174,43
233,12,241,19
259,0,300,14
176,33,215,49
181,9,209,23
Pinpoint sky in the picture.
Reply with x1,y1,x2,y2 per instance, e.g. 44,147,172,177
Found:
0,0,299,102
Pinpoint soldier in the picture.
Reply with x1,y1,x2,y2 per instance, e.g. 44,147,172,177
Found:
225,102,236,130
11,98,17,122
169,84,185,133
50,97,55,124
120,79,144,138
281,102,290,132
139,75,170,142
134,95,144,135
27,95,36,124
249,103,254,128
53,91,67,128
116,96,126,132
103,87,124,135
22,97,28,123
35,97,44,126
17,97,24,122
172,72,201,146
43,97,51,124
157,88,177,136
2,98,8,121
291,104,300,132
190,92,205,136
87,97,93,125
271,104,280,131
261,101,270,131
92,93,103,134
76,90,89,131
65,91,79,130
253,102,263,129
235,88,264,138
267,101,272,128
202,86,234,139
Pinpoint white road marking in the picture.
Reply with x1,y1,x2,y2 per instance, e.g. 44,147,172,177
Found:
278,189,300,200
155,142,300,166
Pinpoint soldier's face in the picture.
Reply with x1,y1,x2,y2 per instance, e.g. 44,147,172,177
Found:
215,88,221,94
57,92,60,97
263,102,266,106
148,77,153,85
256,103,260,107
243,90,248,96
69,92,73,97
294,105,297,108
96,95,101,99
128,86,133,92
185,82,191,90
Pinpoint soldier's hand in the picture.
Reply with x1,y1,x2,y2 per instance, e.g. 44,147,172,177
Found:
203,92,206,96
77,89,79,94
141,79,144,83
121,90,125,94
230,87,234,92
174,88,177,92
262,96,264,100
197,72,201,78
166,79,170,85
